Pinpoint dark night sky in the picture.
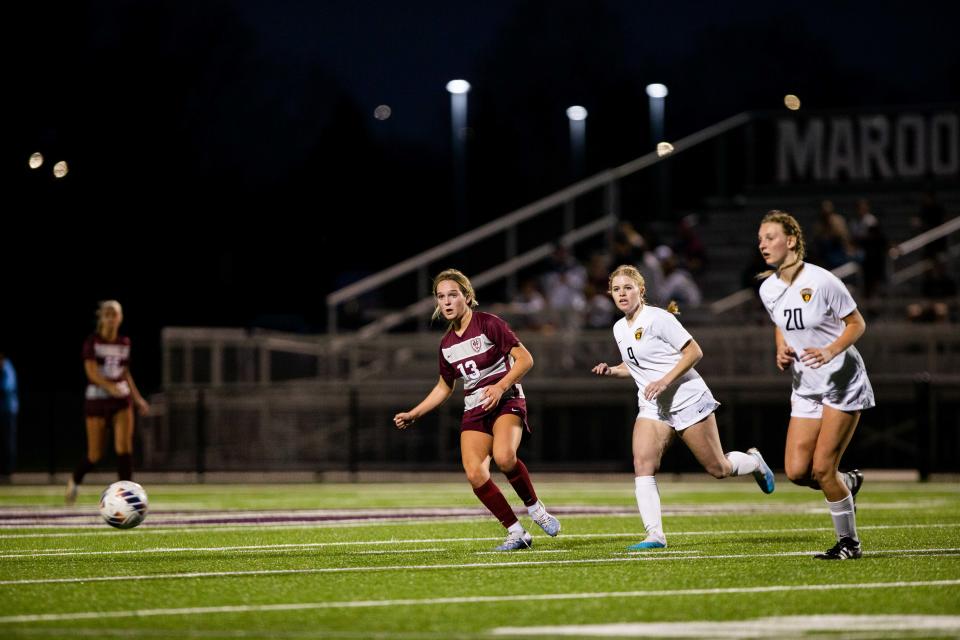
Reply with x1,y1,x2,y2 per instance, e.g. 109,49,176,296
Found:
3,0,959,398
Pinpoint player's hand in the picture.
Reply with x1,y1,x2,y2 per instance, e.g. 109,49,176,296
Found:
135,397,150,416
480,386,504,411
592,363,611,376
393,412,417,430
800,346,835,369
776,345,797,371
105,383,125,398
644,377,670,401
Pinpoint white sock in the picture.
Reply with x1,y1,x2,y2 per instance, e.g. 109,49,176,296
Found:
527,500,545,517
634,476,664,541
725,451,758,477
827,495,858,542
507,521,525,535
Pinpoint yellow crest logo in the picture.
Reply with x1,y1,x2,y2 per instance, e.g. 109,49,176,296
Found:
801,288,813,303
634,328,643,341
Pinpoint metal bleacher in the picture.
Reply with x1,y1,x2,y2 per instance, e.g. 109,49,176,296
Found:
143,109,960,475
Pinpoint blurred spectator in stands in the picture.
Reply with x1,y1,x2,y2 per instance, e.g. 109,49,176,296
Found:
812,199,854,270
0,352,17,483
587,252,612,293
674,214,708,277
655,246,702,308
507,278,550,332
612,221,663,303
612,221,643,265
849,198,889,298
541,243,587,330
584,282,617,328
906,256,957,323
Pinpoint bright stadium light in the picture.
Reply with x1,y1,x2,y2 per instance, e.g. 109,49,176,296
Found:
446,79,471,95
566,105,588,121
53,160,69,179
645,83,668,99
784,94,801,110
29,152,44,169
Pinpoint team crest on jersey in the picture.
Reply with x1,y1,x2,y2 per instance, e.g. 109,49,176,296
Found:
470,337,482,352
634,328,643,341
800,288,813,303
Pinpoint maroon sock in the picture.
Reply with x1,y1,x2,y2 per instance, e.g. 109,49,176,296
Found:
472,479,518,528
72,457,94,484
504,458,538,507
117,454,133,481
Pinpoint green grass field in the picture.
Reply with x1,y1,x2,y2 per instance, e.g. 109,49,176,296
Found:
1,479,958,639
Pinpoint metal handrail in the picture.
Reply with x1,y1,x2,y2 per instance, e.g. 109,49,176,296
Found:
327,112,754,334
710,215,960,315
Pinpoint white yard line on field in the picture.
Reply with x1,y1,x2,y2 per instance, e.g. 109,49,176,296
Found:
2,580,958,624
1,548,958,586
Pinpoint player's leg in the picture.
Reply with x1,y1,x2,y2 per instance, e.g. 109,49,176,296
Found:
628,417,674,550
113,406,134,481
678,413,775,493
812,407,862,560
67,416,106,504
784,417,822,488
492,413,559,537
462,429,529,550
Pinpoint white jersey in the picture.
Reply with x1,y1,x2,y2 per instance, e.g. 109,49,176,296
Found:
759,262,874,405
613,305,711,415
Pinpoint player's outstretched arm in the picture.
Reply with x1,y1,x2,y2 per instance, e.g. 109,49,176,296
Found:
394,376,454,429
592,362,631,378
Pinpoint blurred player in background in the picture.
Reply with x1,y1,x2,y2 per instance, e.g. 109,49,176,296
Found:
67,300,149,505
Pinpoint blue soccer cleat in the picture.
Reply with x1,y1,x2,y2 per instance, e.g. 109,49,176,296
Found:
627,536,667,551
748,447,776,494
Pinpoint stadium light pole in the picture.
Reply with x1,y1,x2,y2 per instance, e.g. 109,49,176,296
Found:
646,83,669,217
566,105,587,181
645,83,668,145
447,79,471,232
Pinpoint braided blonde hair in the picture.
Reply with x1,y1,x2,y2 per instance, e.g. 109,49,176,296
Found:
757,210,806,279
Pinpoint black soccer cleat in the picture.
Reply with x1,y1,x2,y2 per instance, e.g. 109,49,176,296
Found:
844,469,864,512
845,469,864,498
814,536,862,560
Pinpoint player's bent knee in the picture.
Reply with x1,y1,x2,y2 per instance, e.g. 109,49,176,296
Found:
493,453,516,473
810,464,838,486
785,467,813,486
463,467,490,487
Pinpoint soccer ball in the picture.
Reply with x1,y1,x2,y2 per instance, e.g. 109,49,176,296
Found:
99,481,149,529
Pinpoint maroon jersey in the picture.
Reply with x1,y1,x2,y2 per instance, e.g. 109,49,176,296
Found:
82,334,131,400
439,311,524,420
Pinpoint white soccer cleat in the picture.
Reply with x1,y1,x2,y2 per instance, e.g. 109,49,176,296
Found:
65,478,78,506
530,507,561,537
494,530,533,551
